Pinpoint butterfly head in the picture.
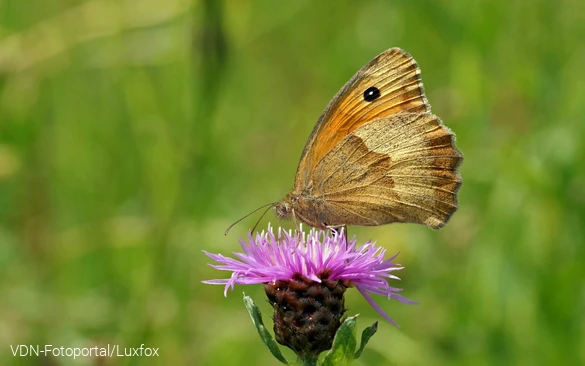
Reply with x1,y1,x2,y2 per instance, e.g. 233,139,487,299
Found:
274,194,294,220
275,193,331,229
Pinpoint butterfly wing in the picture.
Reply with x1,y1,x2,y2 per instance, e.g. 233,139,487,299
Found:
311,112,462,229
295,48,430,189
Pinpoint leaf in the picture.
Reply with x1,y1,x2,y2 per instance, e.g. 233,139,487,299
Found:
354,321,378,359
243,293,289,365
319,316,358,366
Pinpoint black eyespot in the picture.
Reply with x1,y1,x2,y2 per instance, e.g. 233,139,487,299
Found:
363,86,380,102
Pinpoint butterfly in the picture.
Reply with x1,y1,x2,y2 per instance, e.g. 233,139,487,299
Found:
272,48,463,230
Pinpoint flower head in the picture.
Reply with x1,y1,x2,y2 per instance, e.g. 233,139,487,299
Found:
203,224,416,326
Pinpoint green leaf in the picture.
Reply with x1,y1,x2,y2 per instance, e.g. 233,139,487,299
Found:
243,293,289,365
319,316,358,366
354,321,378,359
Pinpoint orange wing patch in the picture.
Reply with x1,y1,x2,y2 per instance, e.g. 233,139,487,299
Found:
295,48,431,188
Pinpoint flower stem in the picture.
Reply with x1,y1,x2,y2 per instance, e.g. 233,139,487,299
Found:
300,356,318,366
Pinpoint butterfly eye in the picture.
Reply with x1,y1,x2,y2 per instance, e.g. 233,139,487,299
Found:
363,86,380,102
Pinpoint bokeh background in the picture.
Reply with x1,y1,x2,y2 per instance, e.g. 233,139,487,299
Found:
1,0,584,365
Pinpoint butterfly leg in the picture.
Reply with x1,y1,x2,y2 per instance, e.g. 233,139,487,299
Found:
327,224,348,248
291,208,302,232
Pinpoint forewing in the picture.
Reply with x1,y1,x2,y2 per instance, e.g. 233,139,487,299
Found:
311,112,462,229
294,48,430,189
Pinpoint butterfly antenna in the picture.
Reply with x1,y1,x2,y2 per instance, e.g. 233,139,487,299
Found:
250,204,275,234
224,202,277,235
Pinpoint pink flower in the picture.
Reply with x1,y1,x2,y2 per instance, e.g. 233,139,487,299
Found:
203,225,416,326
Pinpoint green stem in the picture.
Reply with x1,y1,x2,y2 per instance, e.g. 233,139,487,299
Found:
300,355,318,366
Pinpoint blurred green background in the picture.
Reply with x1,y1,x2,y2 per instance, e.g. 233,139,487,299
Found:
1,0,584,365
